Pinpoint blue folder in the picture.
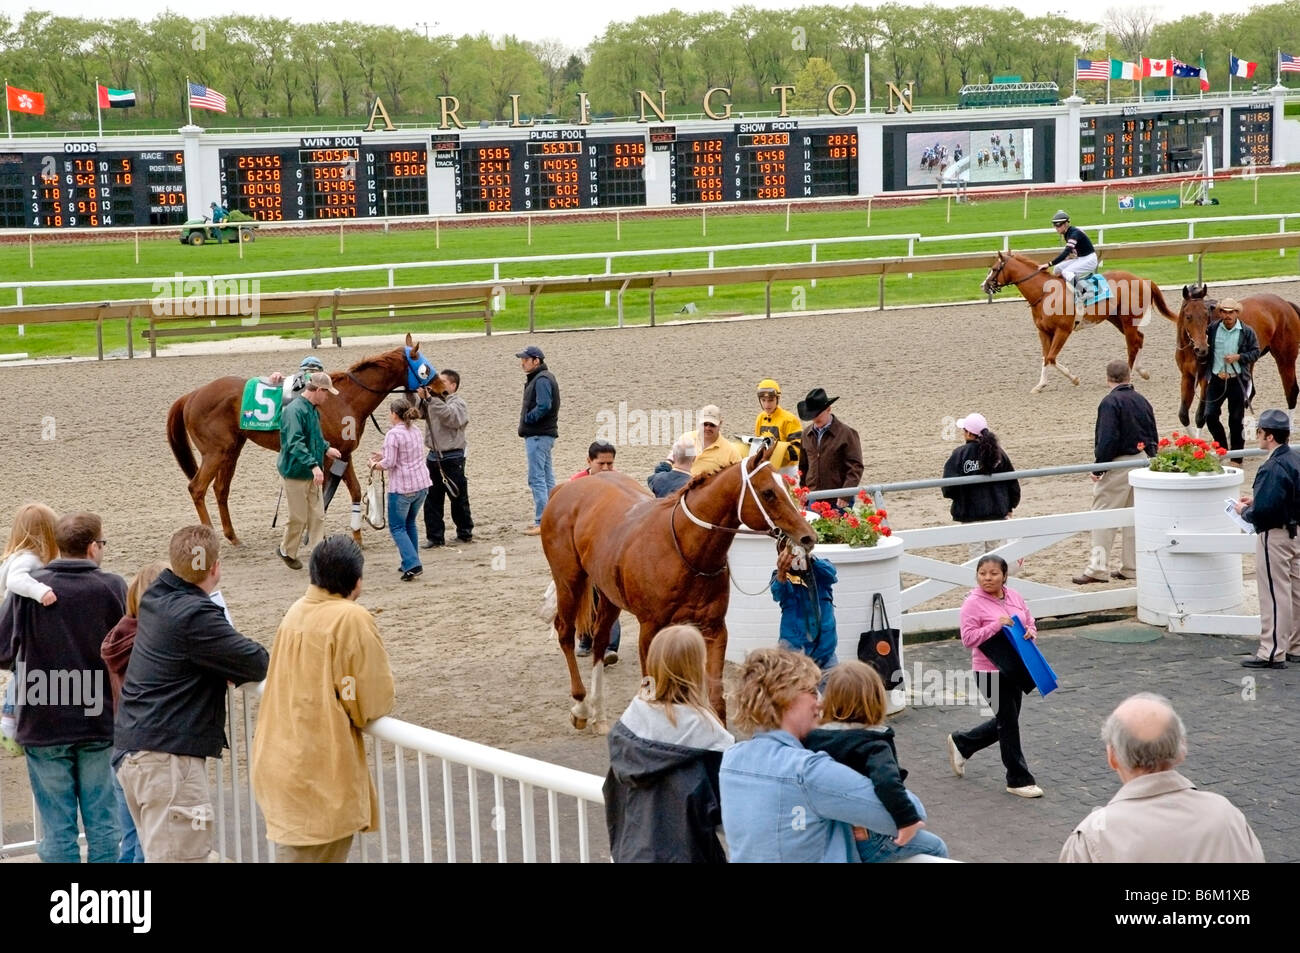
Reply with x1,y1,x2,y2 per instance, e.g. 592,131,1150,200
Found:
1001,616,1058,697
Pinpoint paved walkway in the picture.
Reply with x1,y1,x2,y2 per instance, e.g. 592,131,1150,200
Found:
517,620,1299,863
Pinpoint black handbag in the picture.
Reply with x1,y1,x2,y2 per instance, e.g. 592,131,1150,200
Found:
857,593,903,690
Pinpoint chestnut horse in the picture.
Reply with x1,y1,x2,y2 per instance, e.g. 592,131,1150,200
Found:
166,333,442,544
541,442,815,733
1174,285,1300,428
982,251,1177,393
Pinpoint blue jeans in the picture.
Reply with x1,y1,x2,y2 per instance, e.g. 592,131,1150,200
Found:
857,828,950,863
387,488,428,573
524,435,556,524
25,741,119,863
578,618,622,653
111,765,144,863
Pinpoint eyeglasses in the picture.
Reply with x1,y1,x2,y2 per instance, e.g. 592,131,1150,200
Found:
701,422,719,428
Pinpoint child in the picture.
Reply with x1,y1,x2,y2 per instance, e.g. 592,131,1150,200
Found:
603,625,734,862
0,503,60,756
805,661,950,862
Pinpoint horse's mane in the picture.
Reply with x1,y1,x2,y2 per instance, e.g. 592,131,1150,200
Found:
681,450,774,493
1007,251,1040,267
346,346,403,376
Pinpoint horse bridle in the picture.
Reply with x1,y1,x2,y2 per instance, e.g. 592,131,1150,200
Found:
986,257,1048,306
668,455,791,577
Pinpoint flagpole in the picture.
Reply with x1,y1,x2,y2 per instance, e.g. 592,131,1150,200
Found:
1169,52,1173,99
96,77,102,138
1138,52,1143,101
186,76,192,125
5,80,11,140
1200,50,1205,99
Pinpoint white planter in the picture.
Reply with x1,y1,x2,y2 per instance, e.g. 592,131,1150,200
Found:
1129,466,1244,626
724,533,906,712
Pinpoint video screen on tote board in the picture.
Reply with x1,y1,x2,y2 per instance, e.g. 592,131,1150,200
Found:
883,119,1054,191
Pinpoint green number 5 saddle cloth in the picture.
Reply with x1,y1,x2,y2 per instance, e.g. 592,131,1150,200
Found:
240,378,285,431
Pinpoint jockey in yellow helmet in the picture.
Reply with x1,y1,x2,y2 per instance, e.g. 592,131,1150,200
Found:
754,379,802,476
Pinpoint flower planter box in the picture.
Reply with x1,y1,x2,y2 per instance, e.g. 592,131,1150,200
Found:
724,533,907,712
1129,466,1244,626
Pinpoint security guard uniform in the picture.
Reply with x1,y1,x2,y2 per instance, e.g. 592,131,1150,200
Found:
1242,408,1300,667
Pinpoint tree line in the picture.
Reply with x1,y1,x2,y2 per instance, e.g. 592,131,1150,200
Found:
2,4,1298,127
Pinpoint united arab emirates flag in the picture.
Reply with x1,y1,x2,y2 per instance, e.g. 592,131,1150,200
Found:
97,84,136,108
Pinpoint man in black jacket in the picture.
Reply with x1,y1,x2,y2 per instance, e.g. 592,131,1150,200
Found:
1074,360,1158,585
0,512,125,863
115,524,268,862
517,345,560,536
1201,298,1260,453
1234,409,1300,668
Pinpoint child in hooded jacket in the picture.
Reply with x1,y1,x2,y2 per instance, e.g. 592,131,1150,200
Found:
0,503,60,754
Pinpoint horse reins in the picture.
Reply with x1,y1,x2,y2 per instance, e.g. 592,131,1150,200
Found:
669,455,791,577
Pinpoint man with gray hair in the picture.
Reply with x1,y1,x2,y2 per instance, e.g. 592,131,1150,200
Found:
649,437,697,498
1060,693,1264,863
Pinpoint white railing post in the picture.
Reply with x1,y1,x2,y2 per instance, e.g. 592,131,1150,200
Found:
1188,221,1195,263
907,238,914,279
1281,217,1288,258
388,267,395,318
492,263,503,312
519,781,537,863
604,257,613,306
810,242,818,288
708,250,714,297
16,287,23,336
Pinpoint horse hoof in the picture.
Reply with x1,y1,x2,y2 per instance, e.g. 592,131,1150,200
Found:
569,713,587,731
593,721,610,737
1138,368,1150,380
227,535,241,546
1031,385,1045,394
1070,376,1081,386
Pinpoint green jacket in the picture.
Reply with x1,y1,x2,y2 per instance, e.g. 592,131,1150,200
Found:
278,397,327,480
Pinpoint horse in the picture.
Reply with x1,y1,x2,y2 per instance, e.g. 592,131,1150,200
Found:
982,251,1177,393
1174,285,1300,427
166,333,442,545
541,441,815,733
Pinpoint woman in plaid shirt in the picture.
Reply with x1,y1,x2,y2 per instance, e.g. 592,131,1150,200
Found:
369,398,433,581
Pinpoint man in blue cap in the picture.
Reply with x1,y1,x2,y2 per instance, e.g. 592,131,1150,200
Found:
1233,408,1300,668
517,345,560,536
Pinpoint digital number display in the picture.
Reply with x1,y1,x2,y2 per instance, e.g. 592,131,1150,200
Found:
670,126,858,203
0,148,187,228
1232,106,1272,166
1081,110,1223,181
448,136,647,212
219,140,429,219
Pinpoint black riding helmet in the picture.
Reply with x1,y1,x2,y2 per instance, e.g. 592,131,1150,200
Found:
1051,210,1070,226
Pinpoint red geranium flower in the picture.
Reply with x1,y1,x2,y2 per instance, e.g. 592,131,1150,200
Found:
1193,449,1206,459
1159,438,1170,448
876,508,888,519
881,526,892,536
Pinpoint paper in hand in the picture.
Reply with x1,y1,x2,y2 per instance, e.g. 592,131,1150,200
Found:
1224,498,1255,534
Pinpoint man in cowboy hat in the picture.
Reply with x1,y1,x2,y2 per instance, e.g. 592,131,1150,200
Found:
797,388,863,511
1201,297,1259,453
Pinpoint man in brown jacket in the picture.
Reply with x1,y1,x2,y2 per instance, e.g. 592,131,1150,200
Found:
1059,693,1264,863
797,388,864,510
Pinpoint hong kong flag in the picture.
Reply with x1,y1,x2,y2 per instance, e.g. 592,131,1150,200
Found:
1143,57,1171,79
5,84,45,115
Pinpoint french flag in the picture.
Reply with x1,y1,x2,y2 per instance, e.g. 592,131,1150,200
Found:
1143,57,1171,79
1230,56,1257,79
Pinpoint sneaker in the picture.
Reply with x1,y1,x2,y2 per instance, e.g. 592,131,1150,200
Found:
604,650,619,667
1006,784,1044,798
946,735,966,778
457,535,474,544
278,548,303,570
522,525,542,537
575,636,592,657
422,539,444,549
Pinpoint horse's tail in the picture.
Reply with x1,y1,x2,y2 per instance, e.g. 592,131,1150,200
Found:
1148,281,1178,322
167,393,198,480
576,584,602,638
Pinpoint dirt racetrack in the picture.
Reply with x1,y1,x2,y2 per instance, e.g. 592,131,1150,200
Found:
3,277,1293,763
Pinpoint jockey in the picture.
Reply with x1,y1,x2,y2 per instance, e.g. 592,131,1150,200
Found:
753,379,802,477
1039,210,1098,305
269,355,325,399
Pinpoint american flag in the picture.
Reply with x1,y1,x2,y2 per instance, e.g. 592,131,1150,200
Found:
1281,53,1300,73
1076,58,1110,80
188,82,227,113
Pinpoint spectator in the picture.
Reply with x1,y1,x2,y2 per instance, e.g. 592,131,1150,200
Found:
253,536,394,863
571,439,623,663
368,397,433,582
418,370,474,548
1060,693,1264,862
754,379,802,478
0,512,126,863
1201,298,1259,453
0,502,60,756
115,525,269,863
947,555,1042,798
101,560,166,864
1073,360,1157,585
648,437,696,498
518,345,560,536
689,405,741,477
1232,408,1300,668
942,412,1021,560
797,388,863,510
805,662,949,862
720,647,922,862
571,440,616,480
604,625,733,862
277,371,343,570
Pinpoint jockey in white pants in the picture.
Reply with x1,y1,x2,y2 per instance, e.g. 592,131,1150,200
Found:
1039,210,1098,306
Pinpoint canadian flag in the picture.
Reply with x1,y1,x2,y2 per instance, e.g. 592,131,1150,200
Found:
5,84,45,115
1143,57,1171,79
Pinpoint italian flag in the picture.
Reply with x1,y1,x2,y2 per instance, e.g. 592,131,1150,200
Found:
97,84,136,108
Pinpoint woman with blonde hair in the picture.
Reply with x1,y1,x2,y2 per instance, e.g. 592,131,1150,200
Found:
101,560,167,863
604,625,733,862
0,503,60,755
720,647,924,862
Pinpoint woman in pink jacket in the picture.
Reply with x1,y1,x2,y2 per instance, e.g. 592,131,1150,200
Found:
946,555,1043,798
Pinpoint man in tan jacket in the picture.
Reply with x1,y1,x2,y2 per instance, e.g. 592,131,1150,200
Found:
1060,693,1264,863
252,535,394,862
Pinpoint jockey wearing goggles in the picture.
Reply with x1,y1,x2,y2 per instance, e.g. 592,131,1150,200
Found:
754,379,802,474
269,355,326,393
